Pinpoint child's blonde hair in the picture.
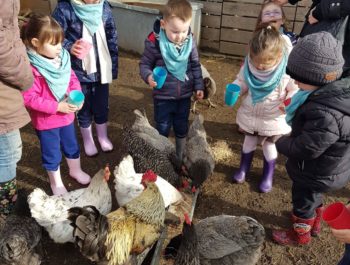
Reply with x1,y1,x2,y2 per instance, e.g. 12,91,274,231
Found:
249,23,285,59
21,13,64,50
162,0,192,22
255,1,289,31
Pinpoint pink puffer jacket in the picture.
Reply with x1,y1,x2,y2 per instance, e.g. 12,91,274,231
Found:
22,66,82,131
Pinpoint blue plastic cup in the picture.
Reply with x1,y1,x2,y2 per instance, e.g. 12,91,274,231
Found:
153,67,167,89
68,90,85,106
225,84,240,107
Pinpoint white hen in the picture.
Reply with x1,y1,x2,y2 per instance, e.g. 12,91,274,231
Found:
28,166,112,243
114,155,183,207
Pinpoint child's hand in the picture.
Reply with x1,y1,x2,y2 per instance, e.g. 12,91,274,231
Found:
77,102,84,111
331,228,350,244
147,75,157,88
308,14,319,25
196,90,204,100
57,101,78,114
70,40,84,58
279,102,286,113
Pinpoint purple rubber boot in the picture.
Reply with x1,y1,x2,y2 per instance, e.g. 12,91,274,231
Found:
232,151,254,183
259,158,276,193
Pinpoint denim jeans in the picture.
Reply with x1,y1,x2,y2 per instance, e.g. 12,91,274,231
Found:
0,129,22,183
153,98,191,138
78,82,109,128
338,244,350,265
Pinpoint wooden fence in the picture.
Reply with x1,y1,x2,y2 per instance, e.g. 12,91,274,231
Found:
197,0,312,56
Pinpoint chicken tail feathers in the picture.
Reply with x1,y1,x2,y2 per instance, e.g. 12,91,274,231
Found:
68,206,108,262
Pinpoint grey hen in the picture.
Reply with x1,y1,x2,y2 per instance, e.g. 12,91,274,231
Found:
183,114,215,188
165,215,264,265
165,214,200,265
0,189,42,265
131,109,175,156
197,215,265,265
122,126,180,187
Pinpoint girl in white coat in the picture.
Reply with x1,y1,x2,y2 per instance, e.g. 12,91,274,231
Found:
231,24,298,192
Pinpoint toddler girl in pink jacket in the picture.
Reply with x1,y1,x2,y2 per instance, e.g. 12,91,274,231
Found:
21,14,90,195
231,24,298,193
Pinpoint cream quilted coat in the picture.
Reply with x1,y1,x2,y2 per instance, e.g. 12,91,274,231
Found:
233,64,298,137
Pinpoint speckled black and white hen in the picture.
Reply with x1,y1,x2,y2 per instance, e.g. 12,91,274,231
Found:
122,126,180,187
131,109,175,157
0,189,42,265
28,167,111,243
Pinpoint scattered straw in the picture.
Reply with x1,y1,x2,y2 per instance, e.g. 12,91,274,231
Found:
211,140,234,163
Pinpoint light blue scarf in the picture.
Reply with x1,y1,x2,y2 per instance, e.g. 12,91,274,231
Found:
244,53,287,104
159,29,193,82
27,49,71,102
285,89,313,125
71,0,104,35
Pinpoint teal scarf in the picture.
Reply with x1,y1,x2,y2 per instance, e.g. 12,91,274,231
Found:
71,0,104,35
285,89,312,125
159,29,193,82
27,49,71,102
244,53,287,104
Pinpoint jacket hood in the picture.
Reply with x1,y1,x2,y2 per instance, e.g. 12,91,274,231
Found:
308,77,350,116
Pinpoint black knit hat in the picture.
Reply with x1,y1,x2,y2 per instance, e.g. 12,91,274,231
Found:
286,31,344,86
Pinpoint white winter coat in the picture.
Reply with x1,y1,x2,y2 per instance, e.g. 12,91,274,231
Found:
233,63,298,137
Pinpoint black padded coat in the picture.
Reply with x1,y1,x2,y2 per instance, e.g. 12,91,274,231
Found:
276,77,350,192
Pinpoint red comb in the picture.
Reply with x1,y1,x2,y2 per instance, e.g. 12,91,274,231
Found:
191,186,196,193
184,213,191,225
141,170,157,182
104,164,110,181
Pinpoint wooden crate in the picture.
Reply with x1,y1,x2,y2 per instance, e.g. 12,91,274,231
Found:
197,0,312,57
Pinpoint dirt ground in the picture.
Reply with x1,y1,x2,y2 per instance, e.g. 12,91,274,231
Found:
17,51,350,265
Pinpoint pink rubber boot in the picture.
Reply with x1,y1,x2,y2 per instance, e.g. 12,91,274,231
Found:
66,157,91,185
95,123,113,152
47,168,67,195
80,125,98,157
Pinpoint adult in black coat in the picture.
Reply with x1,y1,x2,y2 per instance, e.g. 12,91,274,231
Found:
274,0,350,75
272,32,350,246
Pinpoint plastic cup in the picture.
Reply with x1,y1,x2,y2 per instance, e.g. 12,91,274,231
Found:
225,84,240,106
68,90,85,106
153,67,167,89
76,39,92,60
322,202,350,229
